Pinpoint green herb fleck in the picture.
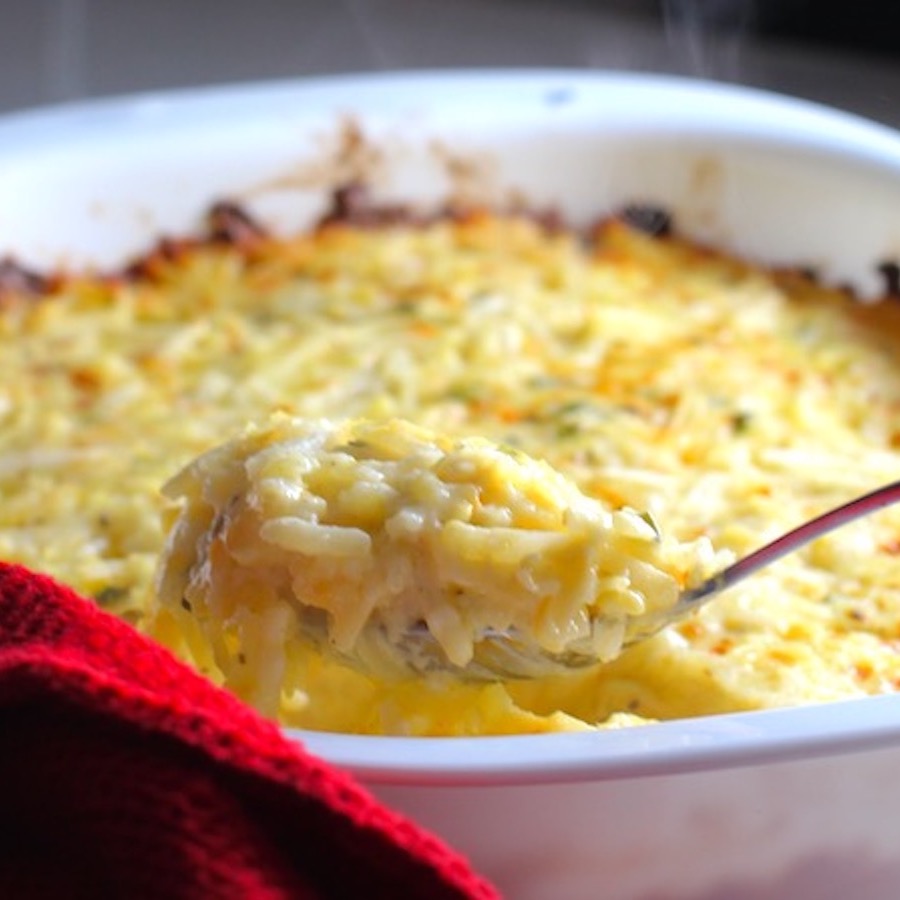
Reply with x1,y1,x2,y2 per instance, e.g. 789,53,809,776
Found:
95,586,129,607
555,401,588,416
637,510,662,540
446,384,479,402
730,411,753,434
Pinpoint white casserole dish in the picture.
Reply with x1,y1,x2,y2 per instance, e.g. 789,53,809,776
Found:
4,71,900,899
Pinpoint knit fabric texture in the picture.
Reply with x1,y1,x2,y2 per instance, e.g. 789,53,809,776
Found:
0,562,499,900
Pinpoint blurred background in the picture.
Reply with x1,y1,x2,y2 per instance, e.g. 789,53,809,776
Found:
0,0,898,127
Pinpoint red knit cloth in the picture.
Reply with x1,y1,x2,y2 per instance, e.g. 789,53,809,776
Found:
0,562,499,900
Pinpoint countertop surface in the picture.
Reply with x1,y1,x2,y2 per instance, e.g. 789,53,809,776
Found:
1,0,898,130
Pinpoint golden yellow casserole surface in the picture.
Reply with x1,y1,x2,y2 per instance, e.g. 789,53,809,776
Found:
4,205,900,735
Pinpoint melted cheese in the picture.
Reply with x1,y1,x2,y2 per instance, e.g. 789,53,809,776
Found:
4,212,900,734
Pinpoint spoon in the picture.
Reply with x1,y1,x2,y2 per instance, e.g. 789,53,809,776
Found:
156,415,900,683
295,478,900,681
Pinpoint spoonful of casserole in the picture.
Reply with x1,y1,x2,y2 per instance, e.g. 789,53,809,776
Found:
152,414,900,682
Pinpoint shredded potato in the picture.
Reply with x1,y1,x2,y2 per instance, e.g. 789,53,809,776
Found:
5,209,900,735
152,414,726,705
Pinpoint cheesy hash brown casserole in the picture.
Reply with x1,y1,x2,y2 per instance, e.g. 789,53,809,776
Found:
4,196,900,735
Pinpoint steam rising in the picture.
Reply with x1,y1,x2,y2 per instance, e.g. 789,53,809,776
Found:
662,0,756,79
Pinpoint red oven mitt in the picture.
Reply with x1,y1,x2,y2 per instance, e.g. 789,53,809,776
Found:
0,562,500,900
